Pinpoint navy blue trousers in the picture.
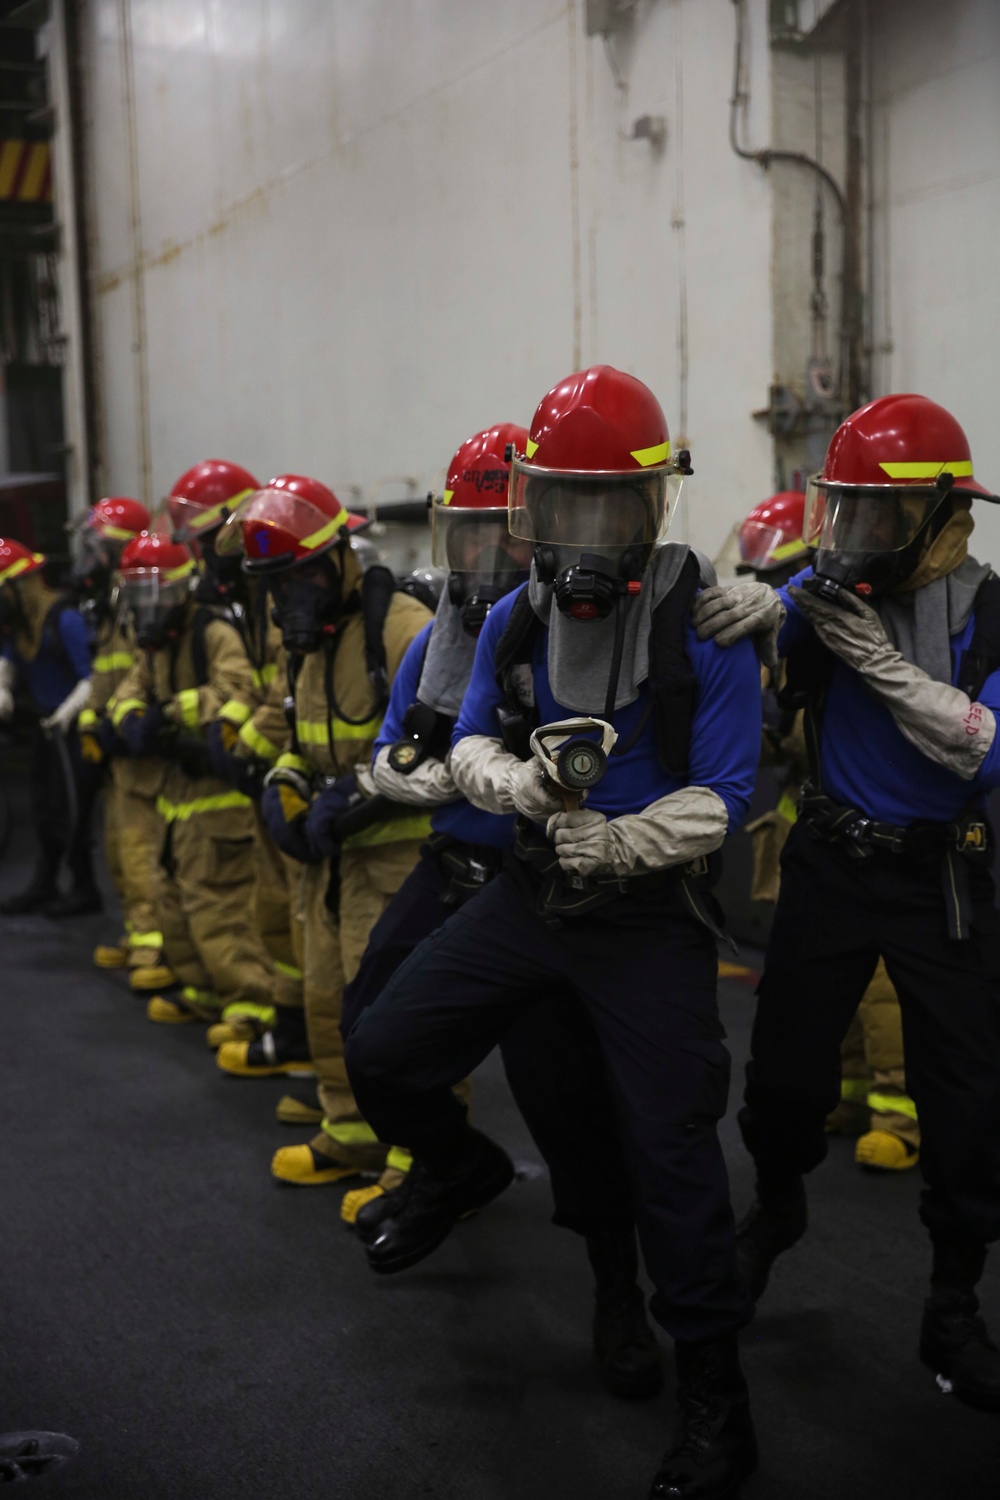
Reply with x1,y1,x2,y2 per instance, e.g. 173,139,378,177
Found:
345,865,749,1341
341,847,634,1233
740,820,1000,1243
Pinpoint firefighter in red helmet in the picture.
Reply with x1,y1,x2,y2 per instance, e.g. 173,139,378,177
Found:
346,366,764,1499
695,394,1000,1414
107,531,274,1028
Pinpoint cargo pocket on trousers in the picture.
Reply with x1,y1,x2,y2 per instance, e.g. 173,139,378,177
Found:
680,1038,732,1125
207,836,254,887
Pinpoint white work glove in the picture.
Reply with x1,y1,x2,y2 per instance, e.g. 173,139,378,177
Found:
451,735,564,820
40,676,93,734
692,582,786,669
0,656,14,721
790,585,997,780
547,785,729,878
371,744,460,806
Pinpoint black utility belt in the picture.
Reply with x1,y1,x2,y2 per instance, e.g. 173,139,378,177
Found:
799,784,992,866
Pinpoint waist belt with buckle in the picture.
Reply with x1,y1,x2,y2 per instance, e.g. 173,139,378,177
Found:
798,782,992,941
426,832,503,902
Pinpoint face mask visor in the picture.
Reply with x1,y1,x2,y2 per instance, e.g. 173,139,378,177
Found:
168,486,256,545
508,459,679,551
432,505,533,591
805,477,949,558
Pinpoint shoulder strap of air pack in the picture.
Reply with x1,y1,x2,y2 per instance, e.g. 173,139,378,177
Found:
957,571,1000,699
360,564,395,711
493,585,540,760
644,548,702,779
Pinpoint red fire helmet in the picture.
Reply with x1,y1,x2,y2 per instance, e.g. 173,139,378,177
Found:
85,496,150,543
167,460,261,542
738,491,809,572
0,538,45,588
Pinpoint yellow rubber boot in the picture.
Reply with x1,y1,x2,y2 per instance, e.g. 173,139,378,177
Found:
341,1151,412,1226
206,1019,256,1050
855,1130,920,1171
130,965,177,994
93,940,129,969
216,1040,316,1078
271,1143,364,1187
146,995,197,1025
276,1094,324,1126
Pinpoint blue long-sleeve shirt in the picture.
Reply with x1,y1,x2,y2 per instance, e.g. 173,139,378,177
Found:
3,605,92,715
453,584,762,830
372,621,516,849
777,564,1000,824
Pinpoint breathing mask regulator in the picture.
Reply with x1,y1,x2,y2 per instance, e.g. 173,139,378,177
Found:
130,590,189,651
269,547,344,655
192,531,247,608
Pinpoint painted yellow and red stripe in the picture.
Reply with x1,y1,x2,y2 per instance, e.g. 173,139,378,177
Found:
0,141,52,203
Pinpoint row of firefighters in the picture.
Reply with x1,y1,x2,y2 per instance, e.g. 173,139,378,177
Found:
1,368,999,1500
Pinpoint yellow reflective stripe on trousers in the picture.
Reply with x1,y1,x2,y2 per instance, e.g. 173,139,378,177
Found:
182,985,220,1008
297,716,383,745
221,1001,277,1027
93,651,134,673
111,696,145,729
239,720,282,762
273,961,303,980
156,790,251,823
175,688,201,730
342,814,433,850
251,663,278,689
219,699,252,727
868,1090,919,1123
321,1118,380,1147
840,1078,870,1102
386,1146,413,1174
128,930,163,948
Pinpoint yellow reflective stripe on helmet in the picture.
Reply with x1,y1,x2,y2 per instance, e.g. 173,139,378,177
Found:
867,1090,919,1123
770,538,808,562
239,720,282,761
297,716,383,744
386,1146,413,1174
776,790,799,824
156,789,251,823
78,708,98,729
273,961,303,981
840,1078,870,1102
111,696,145,729
251,663,278,689
878,460,974,481
630,440,671,467
186,487,256,534
164,559,196,582
301,510,348,551
342,814,433,850
321,1118,380,1147
175,688,200,730
525,438,539,459
0,552,45,584
276,751,311,775
128,929,163,948
101,524,137,542
441,489,455,505
93,651,134,673
219,699,252,727
221,1000,277,1027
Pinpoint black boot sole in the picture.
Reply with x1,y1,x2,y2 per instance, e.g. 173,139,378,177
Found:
650,1445,758,1500
366,1155,515,1275
919,1342,1000,1412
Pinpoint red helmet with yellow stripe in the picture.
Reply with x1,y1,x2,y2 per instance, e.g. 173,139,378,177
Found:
508,365,688,552
237,474,365,572
167,460,261,543
87,496,150,542
806,395,997,563
119,532,195,648
738,491,808,573
0,538,45,588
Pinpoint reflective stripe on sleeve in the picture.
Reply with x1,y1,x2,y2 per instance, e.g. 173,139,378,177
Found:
156,790,252,823
111,696,145,729
219,699,252,727
342,814,433,850
93,651,135,673
297,716,383,745
175,688,201,730
239,720,282,762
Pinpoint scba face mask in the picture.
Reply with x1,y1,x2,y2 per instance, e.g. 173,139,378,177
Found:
534,545,645,622
268,554,343,654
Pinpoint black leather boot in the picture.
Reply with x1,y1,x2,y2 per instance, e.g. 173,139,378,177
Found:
0,850,61,915
364,1127,514,1275
246,1005,312,1068
585,1223,663,1398
0,1430,79,1482
920,1236,1000,1411
650,1334,758,1500
355,1185,395,1243
735,1176,807,1303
